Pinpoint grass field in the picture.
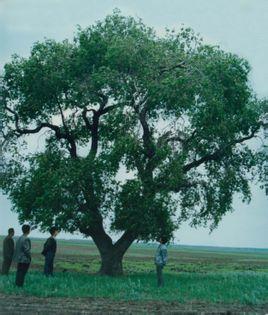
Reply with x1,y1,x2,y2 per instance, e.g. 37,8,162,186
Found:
0,236,268,313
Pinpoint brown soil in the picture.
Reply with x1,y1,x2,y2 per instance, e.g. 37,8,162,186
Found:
0,294,267,315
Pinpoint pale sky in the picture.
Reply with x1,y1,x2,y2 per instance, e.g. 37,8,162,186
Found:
0,0,267,247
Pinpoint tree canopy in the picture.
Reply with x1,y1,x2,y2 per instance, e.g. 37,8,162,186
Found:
0,11,266,274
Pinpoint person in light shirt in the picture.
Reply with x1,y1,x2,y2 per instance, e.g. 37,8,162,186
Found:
154,236,168,287
13,224,31,287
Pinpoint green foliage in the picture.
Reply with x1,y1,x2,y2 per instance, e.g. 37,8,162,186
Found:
0,10,266,244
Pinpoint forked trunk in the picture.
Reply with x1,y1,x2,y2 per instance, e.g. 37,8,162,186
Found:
86,220,136,276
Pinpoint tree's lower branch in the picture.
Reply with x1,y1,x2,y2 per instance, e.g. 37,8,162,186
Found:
114,230,136,253
183,127,259,173
5,106,78,158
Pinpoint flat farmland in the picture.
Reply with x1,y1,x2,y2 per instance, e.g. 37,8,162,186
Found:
0,237,268,314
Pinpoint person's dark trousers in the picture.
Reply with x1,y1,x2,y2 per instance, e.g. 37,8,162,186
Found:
1,258,12,275
156,264,164,287
44,251,55,277
15,263,30,287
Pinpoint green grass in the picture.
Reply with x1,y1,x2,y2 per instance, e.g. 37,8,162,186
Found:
1,236,268,305
1,271,268,305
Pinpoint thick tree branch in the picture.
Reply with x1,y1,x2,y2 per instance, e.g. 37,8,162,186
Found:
114,230,137,254
57,102,78,158
140,108,155,159
100,104,118,115
82,108,94,133
82,104,117,133
90,111,100,157
132,92,154,161
183,127,259,173
83,99,117,158
5,105,78,158
159,60,186,76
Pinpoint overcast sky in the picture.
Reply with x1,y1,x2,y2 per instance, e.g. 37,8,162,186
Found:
0,0,267,247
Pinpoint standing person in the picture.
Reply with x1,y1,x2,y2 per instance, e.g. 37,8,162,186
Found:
1,228,15,275
154,237,168,287
14,224,31,287
42,226,59,277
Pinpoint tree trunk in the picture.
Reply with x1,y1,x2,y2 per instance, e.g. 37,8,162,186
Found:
81,216,136,276
99,250,124,276
97,231,136,276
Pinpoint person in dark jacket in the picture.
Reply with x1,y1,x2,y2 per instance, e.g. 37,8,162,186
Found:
1,228,15,275
42,226,59,277
13,224,31,287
